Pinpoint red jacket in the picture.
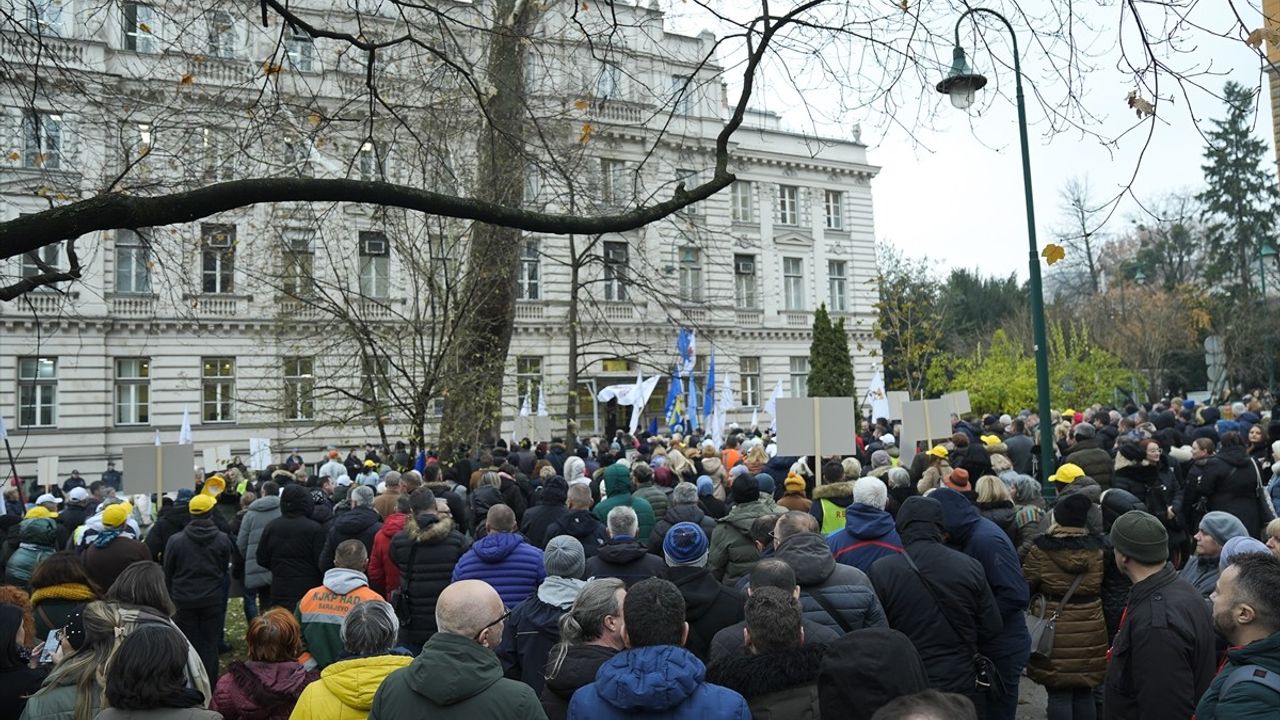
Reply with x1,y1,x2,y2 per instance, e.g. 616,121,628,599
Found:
367,512,406,597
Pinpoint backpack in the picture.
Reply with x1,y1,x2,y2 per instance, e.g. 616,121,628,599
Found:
1219,664,1280,700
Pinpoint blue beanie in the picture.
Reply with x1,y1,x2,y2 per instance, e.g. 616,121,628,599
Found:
696,476,714,496
176,488,195,502
754,473,775,496
664,522,709,565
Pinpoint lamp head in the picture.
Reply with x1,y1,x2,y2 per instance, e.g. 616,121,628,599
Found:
936,46,988,110
1262,242,1279,260
1133,267,1147,285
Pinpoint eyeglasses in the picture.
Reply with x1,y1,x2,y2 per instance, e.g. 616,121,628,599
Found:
476,608,512,640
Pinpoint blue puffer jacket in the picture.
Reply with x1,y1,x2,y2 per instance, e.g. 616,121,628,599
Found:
450,532,545,607
567,645,749,720
932,488,1031,660
826,503,904,575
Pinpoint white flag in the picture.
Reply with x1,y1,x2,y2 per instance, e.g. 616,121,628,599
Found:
750,408,759,430
178,406,193,445
628,373,661,435
0,415,7,441
519,392,531,418
537,385,548,417
764,379,784,432
154,429,162,447
865,369,890,421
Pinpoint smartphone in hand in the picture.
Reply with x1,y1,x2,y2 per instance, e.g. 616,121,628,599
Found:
38,629,58,664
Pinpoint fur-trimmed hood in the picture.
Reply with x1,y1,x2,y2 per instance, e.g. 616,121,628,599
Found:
812,481,853,501
707,643,825,700
405,513,456,543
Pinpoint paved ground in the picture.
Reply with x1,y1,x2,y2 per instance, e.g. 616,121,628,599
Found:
1017,678,1048,719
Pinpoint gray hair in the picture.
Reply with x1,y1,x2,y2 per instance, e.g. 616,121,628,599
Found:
547,578,625,679
350,485,375,508
672,481,698,505
479,471,502,489
885,467,911,489
852,477,887,510
383,471,402,488
340,600,399,655
1009,475,1042,505
607,505,638,537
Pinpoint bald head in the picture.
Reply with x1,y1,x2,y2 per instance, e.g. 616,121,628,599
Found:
486,504,516,533
436,580,504,639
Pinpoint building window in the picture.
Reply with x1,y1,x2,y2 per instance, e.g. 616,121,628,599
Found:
281,228,314,297
596,62,621,99
790,356,809,398
122,2,157,53
286,26,314,71
679,247,703,302
359,231,390,298
206,10,236,57
777,185,799,226
603,241,628,302
602,358,634,373
200,223,235,294
18,357,57,428
123,122,151,162
283,357,315,420
515,356,542,401
575,384,595,434
201,357,235,423
731,180,753,223
784,256,805,311
115,230,151,294
21,244,59,280
824,190,844,230
284,137,312,176
24,0,64,35
676,168,700,214
734,254,757,309
740,356,760,407
21,111,62,169
523,166,542,204
518,239,540,301
600,159,627,206
828,260,848,312
361,355,391,416
201,128,234,181
358,141,378,181
114,358,150,425
670,74,691,114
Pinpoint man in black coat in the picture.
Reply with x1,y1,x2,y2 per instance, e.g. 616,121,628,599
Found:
320,485,383,570
520,477,569,549
1065,423,1114,489
544,484,608,557
648,482,717,557
662,522,743,661
390,488,470,653
1104,510,1215,720
583,505,664,587
146,489,231,564
257,484,327,612
868,496,1002,714
163,493,233,683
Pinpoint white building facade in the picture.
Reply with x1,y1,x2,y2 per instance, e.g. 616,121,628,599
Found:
0,0,879,485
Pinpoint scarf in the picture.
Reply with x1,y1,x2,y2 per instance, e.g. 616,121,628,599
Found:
94,527,125,547
30,583,97,605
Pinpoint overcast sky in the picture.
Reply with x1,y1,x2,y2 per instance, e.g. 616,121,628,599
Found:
671,0,1278,281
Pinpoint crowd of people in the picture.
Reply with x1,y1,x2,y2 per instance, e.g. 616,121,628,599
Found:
2,397,1280,720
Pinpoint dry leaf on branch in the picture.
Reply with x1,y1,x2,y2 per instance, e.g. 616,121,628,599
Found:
1042,243,1066,266
262,62,284,76
179,73,194,85
579,122,593,143
1247,28,1265,49
307,112,323,127
573,99,589,110
1126,91,1155,118
899,0,908,11
5,151,19,162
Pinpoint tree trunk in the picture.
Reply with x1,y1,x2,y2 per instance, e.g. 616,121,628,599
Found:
437,0,539,459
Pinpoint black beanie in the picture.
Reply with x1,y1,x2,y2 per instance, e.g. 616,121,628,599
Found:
731,473,760,504
1117,442,1144,462
1054,492,1092,529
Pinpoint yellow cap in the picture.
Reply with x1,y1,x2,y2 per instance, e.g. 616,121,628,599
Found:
926,445,949,459
189,494,217,515
1063,408,1075,417
363,459,377,468
24,506,57,520
1049,463,1085,484
103,502,133,528
980,434,1001,447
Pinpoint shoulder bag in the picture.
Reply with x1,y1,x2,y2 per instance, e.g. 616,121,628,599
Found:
1252,460,1277,527
901,550,1000,694
1025,573,1084,661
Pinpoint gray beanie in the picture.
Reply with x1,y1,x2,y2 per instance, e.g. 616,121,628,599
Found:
544,535,586,578
1199,511,1248,547
1110,510,1168,564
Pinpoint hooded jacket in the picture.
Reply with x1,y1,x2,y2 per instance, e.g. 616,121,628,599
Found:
1022,526,1108,689
297,569,384,670
541,644,618,720
544,510,608,558
1065,438,1114,489
237,495,282,590
868,496,1002,693
257,488,328,611
584,537,665,587
81,532,150,597
810,482,854,535
666,565,744,661
147,501,231,564
1194,444,1266,538
567,644,750,720
773,532,885,635
706,644,825,720
451,532,545,607
931,488,1032,660
3,518,58,589
321,506,383,571
211,660,317,720
648,504,717,556
367,632,544,720
521,478,569,549
496,576,587,696
1111,463,1169,523
163,517,233,608
1195,630,1280,719
817,627,929,720
367,512,407,596
593,465,656,542
708,500,780,586
390,513,469,645
633,482,670,522
826,503,904,575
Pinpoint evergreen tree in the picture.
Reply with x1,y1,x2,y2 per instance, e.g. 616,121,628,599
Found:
831,315,856,396
1197,81,1280,298
808,304,855,396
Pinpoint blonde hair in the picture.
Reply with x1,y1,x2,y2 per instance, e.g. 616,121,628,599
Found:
841,457,862,480
745,445,768,465
1266,517,1280,541
975,475,1010,504
36,601,125,720
990,453,1012,474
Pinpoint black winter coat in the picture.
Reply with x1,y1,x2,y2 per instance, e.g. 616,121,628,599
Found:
584,538,665,587
469,485,503,537
520,481,569,550
544,510,608,558
977,500,1017,545
256,491,327,611
147,501,231,563
868,497,1002,694
1065,439,1114,489
648,503,718,556
1193,446,1265,538
667,565,744,661
1103,565,1216,720
772,532,886,636
390,513,469,644
1111,463,1168,522
320,506,382,570
951,444,993,481
496,593,566,696
540,644,618,720
163,518,233,609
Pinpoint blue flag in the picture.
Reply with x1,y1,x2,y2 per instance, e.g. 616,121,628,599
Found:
702,350,716,420
676,329,696,377
687,374,699,431
648,417,658,435
664,368,684,426
414,450,426,473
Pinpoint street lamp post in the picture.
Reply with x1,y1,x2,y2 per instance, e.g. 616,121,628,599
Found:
1261,242,1278,395
937,8,1056,497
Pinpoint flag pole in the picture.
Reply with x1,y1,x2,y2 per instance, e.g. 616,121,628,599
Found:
3,438,22,505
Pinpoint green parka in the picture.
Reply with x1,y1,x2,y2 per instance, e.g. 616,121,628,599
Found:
1195,631,1280,720
593,464,655,542
707,499,782,586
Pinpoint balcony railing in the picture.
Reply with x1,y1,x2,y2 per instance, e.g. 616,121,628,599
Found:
785,311,811,327
735,310,762,325
515,303,545,321
110,294,157,317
